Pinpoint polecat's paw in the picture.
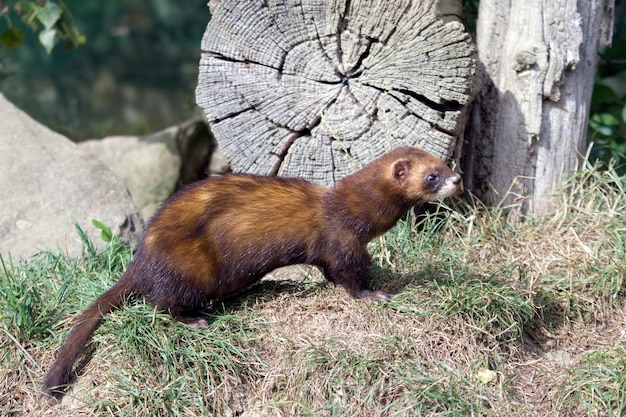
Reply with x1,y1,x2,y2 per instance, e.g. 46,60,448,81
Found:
358,290,393,303
175,315,210,327
188,318,210,327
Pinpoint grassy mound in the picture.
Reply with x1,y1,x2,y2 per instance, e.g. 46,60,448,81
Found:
1,161,624,416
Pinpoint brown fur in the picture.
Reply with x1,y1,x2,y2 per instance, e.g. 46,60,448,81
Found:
42,146,462,398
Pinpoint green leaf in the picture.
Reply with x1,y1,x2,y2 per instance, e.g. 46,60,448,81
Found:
34,1,62,31
591,125,614,137
0,28,25,49
38,27,57,54
590,113,619,137
621,104,626,124
597,112,620,127
92,219,113,243
58,15,86,49
611,137,626,155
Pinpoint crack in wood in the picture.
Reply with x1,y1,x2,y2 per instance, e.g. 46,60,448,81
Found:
336,0,350,74
384,89,462,135
204,51,277,72
268,131,302,175
209,107,252,125
344,38,373,77
393,88,464,113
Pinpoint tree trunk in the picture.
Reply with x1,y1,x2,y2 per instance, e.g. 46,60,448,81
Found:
463,0,614,219
196,0,476,186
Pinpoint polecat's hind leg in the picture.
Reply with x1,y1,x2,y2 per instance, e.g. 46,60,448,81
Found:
357,289,393,303
167,306,209,327
150,297,209,327
144,279,211,327
174,315,209,327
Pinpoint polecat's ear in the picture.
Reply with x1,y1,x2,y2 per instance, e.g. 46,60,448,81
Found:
391,159,411,185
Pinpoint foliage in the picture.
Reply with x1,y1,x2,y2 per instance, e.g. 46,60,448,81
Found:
589,37,626,176
0,0,209,140
0,253,67,341
0,0,85,53
582,6,626,175
0,224,127,342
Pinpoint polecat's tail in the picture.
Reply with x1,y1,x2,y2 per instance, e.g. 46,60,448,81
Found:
42,274,134,398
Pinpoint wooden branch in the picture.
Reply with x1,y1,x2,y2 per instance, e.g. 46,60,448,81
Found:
197,0,476,185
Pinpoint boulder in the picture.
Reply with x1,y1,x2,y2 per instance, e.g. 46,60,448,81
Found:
79,129,181,222
79,119,227,221
0,93,142,260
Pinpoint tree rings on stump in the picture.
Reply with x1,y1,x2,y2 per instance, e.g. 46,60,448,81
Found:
196,0,476,185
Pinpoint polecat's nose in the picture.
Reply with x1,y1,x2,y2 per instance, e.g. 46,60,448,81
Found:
450,174,463,195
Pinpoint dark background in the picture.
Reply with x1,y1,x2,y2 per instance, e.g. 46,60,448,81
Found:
0,0,209,140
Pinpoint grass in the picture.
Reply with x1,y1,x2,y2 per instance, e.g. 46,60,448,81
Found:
0,160,625,416
554,345,626,416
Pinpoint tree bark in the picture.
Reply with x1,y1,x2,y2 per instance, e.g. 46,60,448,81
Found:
196,0,476,186
464,0,614,219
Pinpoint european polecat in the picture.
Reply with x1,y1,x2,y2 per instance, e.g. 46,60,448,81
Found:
42,146,462,397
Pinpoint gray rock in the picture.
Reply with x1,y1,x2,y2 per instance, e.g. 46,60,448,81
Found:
0,93,142,260
79,129,181,221
79,119,225,221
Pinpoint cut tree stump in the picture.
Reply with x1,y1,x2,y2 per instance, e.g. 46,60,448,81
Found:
196,0,476,186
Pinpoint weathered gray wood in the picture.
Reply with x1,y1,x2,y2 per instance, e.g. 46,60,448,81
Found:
464,0,614,217
197,0,476,185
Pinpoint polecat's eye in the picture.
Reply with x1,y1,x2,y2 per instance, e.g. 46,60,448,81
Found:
425,173,438,183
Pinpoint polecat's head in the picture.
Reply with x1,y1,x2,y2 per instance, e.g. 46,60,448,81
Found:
389,147,463,201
